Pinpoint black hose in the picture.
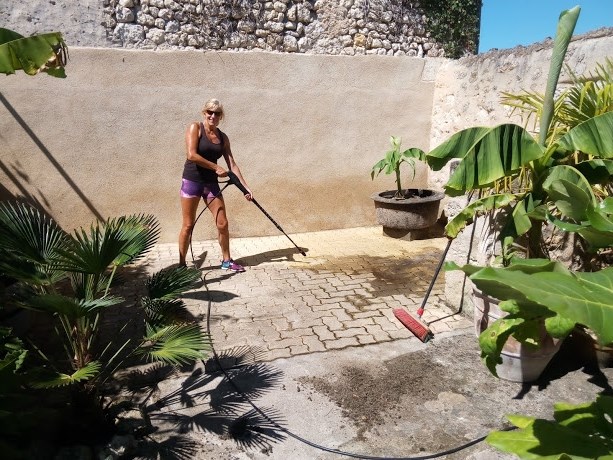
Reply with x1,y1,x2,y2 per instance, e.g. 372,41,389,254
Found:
200,270,512,460
187,176,509,458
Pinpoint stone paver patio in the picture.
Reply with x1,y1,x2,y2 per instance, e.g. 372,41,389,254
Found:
138,226,472,359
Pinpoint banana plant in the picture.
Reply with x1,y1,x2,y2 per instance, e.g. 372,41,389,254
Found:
371,135,426,199
448,257,613,459
448,258,613,373
426,6,613,261
0,28,68,77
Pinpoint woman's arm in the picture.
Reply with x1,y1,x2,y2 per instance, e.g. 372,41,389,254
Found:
222,133,253,200
185,122,227,176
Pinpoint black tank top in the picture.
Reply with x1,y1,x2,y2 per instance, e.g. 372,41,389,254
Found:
182,123,225,183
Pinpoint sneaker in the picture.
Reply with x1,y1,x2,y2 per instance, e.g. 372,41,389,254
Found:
221,259,245,272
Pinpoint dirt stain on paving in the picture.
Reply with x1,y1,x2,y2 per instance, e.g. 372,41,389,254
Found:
298,333,522,449
296,247,447,311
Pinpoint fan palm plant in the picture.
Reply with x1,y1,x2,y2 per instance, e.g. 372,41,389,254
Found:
0,201,210,452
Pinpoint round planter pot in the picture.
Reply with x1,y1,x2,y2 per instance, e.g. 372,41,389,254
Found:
472,286,562,383
370,189,444,231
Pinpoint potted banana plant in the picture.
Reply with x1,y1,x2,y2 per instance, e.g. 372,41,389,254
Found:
424,5,613,382
370,136,444,238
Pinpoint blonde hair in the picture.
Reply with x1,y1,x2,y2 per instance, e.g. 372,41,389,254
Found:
202,98,225,122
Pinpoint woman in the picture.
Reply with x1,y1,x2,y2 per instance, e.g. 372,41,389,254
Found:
178,98,252,271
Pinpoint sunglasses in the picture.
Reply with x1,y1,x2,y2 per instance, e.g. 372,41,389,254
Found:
205,110,222,116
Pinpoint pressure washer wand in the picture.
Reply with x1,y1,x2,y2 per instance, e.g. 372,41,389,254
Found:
227,171,306,256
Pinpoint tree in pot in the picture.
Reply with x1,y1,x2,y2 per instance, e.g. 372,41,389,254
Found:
370,136,444,237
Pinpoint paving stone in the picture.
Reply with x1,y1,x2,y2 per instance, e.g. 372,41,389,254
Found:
302,335,326,352
321,316,344,331
335,327,367,339
357,334,377,345
324,337,359,349
312,325,335,341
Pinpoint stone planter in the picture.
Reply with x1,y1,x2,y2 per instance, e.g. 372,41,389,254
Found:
472,286,563,383
371,189,444,238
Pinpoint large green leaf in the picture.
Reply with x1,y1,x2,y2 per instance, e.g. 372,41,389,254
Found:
0,28,67,77
426,126,491,171
428,124,544,196
487,396,613,459
547,198,613,251
444,193,519,238
543,165,596,220
470,265,613,344
573,159,613,185
539,6,580,146
548,213,613,251
478,310,524,376
557,112,613,158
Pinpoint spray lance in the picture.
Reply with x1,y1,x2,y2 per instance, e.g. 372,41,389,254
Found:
226,170,306,257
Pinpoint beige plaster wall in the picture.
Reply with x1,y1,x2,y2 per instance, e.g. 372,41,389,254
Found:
1,48,439,242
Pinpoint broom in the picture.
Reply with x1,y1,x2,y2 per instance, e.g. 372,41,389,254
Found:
393,238,452,343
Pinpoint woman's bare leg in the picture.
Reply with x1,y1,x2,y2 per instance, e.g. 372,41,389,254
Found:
179,196,201,266
207,196,230,261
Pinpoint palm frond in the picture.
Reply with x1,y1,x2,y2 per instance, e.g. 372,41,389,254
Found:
105,214,160,266
142,297,190,327
146,266,201,300
54,214,160,275
69,271,111,299
0,202,69,283
54,223,127,274
29,361,101,388
140,324,210,366
21,294,123,319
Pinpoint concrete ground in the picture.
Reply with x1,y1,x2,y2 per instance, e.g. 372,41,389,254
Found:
126,227,612,460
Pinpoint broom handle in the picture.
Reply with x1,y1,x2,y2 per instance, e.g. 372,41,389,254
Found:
417,238,453,317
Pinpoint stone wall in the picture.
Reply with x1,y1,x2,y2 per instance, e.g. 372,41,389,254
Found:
2,0,454,56
104,0,446,56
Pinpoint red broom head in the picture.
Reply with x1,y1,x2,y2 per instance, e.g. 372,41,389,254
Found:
393,308,433,343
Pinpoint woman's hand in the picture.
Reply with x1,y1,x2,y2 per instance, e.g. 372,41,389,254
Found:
244,189,253,201
215,166,227,177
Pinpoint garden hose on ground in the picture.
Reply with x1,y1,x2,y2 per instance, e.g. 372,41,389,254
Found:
199,269,514,459
187,178,510,459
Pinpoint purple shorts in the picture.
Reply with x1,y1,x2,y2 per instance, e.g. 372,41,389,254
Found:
180,179,221,199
